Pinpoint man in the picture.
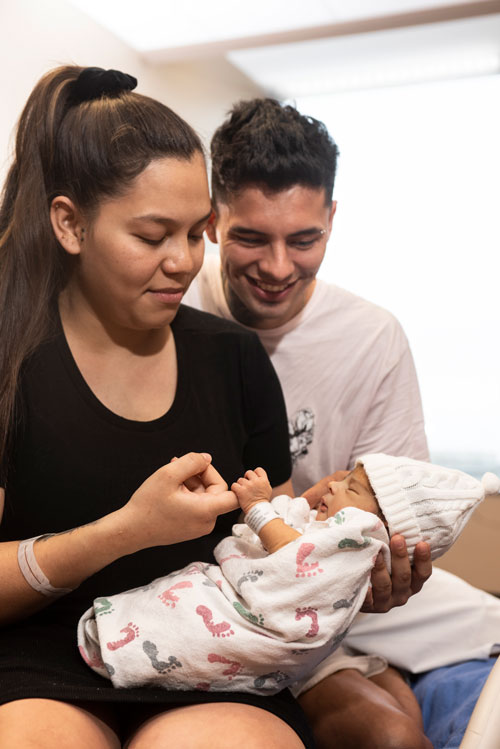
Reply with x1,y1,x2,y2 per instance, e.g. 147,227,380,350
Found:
185,98,500,748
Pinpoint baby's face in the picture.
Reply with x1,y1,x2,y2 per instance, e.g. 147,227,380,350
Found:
315,465,379,520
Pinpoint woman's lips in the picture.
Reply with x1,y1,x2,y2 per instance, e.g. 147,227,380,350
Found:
148,288,185,304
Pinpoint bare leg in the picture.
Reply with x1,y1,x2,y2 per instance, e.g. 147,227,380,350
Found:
126,702,305,749
298,668,432,749
0,699,121,749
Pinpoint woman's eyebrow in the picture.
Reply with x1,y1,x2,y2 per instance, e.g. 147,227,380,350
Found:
133,210,212,226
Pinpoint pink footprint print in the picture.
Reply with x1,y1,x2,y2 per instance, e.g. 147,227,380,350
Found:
158,580,193,608
296,542,324,577
207,653,243,680
196,605,235,638
295,607,320,638
78,645,105,669
218,553,246,565
106,622,139,651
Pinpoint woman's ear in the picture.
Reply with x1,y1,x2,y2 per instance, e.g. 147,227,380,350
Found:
205,211,217,244
50,196,85,256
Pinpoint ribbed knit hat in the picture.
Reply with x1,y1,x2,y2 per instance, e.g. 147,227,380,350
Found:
355,454,500,562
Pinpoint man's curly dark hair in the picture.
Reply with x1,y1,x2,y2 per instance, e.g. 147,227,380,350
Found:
210,98,339,207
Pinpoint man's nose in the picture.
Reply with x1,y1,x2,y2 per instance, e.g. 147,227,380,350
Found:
258,241,294,280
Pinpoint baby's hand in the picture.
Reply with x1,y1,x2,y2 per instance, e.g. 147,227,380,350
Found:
232,468,273,514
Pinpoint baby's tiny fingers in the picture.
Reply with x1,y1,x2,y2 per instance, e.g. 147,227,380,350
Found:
254,467,267,479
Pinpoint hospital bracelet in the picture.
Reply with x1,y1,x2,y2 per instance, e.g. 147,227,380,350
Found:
17,535,74,598
245,502,280,536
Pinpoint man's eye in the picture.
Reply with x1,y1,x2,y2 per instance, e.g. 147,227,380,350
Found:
290,239,316,250
188,234,204,242
232,235,265,247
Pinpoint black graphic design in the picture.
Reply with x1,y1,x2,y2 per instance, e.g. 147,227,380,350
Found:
289,408,315,464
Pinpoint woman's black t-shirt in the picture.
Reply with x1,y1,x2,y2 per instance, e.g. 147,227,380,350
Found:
0,305,304,723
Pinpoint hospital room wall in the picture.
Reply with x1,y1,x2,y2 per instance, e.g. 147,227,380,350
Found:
1,0,498,596
0,0,262,183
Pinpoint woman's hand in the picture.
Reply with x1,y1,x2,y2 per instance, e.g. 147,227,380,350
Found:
121,452,238,551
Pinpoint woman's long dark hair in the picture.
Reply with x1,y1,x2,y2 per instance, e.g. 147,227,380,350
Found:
0,65,204,466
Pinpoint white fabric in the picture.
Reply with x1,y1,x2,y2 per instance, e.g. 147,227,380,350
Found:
357,453,490,562
78,498,390,694
184,254,429,496
184,255,500,676
344,567,500,673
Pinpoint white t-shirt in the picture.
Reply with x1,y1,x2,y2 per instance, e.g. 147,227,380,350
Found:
185,255,429,495
185,256,500,674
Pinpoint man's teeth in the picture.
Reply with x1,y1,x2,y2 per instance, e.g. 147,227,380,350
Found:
255,280,290,292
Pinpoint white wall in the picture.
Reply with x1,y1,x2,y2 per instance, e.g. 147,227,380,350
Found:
0,0,262,179
297,74,500,474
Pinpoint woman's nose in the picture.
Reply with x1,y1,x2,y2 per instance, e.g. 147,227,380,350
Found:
161,236,199,275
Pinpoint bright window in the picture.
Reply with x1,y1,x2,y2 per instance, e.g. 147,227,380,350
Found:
295,74,500,476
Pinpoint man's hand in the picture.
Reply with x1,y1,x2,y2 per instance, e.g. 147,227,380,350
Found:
361,535,432,613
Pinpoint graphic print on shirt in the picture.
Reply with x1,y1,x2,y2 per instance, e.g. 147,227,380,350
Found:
288,407,315,464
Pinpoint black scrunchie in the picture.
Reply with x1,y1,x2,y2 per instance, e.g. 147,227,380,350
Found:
71,67,137,102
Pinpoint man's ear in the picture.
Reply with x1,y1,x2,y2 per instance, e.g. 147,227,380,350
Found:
328,200,337,232
50,196,85,256
205,211,218,244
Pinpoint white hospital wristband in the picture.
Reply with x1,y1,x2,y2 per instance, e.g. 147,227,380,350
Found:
17,535,74,598
245,503,280,536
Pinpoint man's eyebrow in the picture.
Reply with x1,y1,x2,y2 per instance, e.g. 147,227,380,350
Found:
228,226,325,238
228,226,267,236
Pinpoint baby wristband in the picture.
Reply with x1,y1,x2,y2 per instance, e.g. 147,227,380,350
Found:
245,503,280,535
17,535,74,598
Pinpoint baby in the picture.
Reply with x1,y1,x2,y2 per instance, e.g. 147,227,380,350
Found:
78,454,499,695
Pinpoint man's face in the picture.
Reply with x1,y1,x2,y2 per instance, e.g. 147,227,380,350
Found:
207,185,336,329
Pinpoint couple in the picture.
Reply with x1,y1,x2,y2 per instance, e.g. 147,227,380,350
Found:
0,65,498,748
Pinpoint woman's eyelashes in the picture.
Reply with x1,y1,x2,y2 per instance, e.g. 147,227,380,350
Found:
134,232,205,247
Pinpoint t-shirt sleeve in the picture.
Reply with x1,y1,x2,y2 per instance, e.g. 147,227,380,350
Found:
240,333,292,487
348,320,429,465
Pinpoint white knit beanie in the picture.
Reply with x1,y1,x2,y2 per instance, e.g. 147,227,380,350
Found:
355,454,500,562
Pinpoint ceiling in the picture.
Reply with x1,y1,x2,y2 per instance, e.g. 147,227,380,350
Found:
65,0,500,96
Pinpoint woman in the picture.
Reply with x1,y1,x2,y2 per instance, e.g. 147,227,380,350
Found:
0,66,312,748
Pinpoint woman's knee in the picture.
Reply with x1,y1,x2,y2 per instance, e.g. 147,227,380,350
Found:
0,698,121,749
126,702,305,749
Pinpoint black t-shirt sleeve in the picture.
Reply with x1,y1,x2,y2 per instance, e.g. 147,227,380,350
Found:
240,333,292,487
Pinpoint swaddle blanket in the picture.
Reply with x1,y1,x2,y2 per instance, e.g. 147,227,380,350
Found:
78,497,389,695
